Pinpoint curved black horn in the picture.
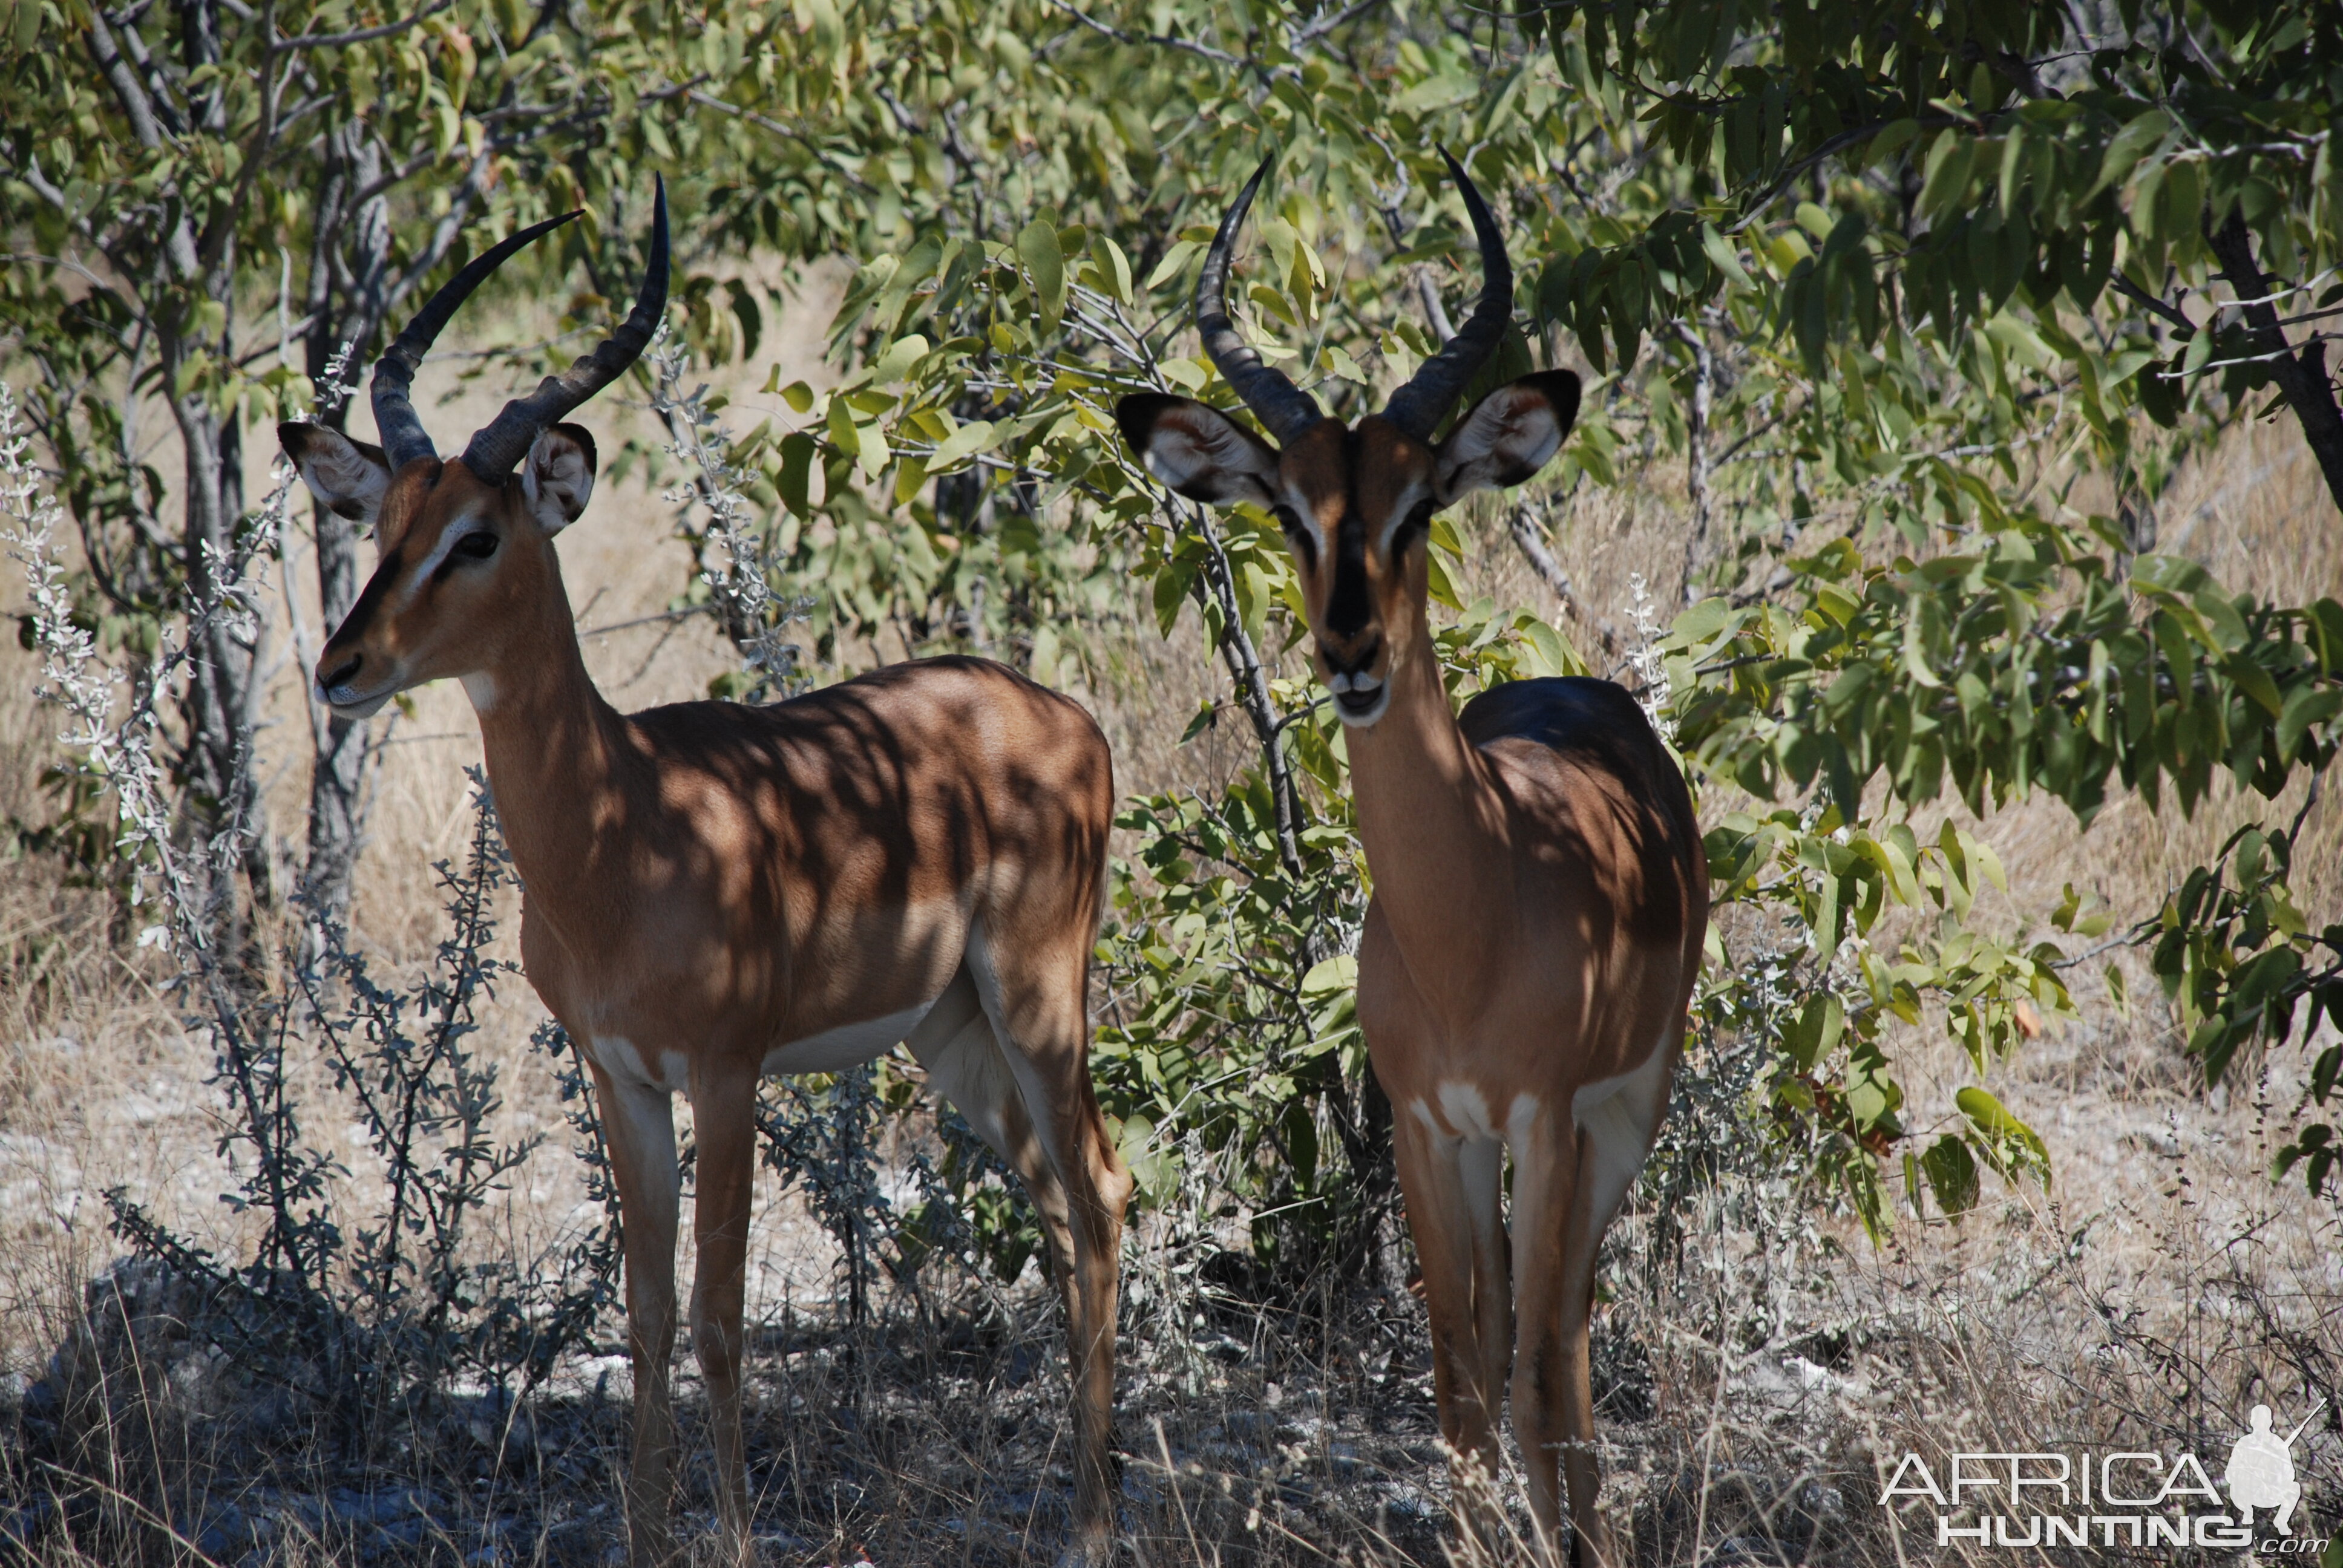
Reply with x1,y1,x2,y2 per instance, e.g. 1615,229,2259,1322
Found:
1380,150,1513,442
370,211,582,472
1195,157,1323,445
460,176,671,482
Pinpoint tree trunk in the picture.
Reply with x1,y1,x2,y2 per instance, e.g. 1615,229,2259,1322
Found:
174,383,273,944
298,122,393,926
1675,320,1715,602
2208,215,2343,518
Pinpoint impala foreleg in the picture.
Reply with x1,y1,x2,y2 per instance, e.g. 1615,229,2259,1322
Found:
687,1062,761,1566
1392,1110,1510,1548
1507,1108,1581,1568
590,1059,683,1568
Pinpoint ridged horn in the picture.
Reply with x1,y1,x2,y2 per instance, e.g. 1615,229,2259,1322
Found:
460,176,670,482
1380,150,1513,442
370,211,582,472
1195,157,1323,445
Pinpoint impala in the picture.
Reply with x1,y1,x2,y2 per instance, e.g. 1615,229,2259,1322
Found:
1116,157,1706,1566
281,183,1132,1568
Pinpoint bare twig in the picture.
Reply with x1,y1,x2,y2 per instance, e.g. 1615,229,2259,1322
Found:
270,0,453,52
1509,501,1621,656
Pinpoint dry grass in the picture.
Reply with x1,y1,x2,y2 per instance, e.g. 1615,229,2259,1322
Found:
0,299,2338,1565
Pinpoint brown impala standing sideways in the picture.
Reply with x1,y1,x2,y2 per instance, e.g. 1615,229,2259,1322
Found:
1117,157,1706,1567
280,182,1132,1568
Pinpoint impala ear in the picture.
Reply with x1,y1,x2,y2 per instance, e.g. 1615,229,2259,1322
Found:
278,422,392,529
1432,371,1581,503
521,423,597,533
1115,393,1282,508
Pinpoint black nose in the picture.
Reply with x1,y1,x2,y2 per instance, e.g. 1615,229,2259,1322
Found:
320,652,362,691
1322,635,1381,677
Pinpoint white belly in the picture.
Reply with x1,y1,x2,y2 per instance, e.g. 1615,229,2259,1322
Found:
759,1000,937,1076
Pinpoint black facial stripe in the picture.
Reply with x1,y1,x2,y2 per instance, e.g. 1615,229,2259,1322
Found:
1323,512,1372,638
332,544,405,645
1320,425,1380,640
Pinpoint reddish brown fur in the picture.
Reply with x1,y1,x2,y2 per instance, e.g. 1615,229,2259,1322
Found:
292,439,1131,1568
1122,390,1705,1567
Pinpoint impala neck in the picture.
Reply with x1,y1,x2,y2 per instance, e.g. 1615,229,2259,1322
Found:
1342,592,1515,1008
466,550,630,900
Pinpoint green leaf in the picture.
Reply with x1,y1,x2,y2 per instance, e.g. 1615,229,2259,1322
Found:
1302,954,1358,996
1018,218,1066,331
2094,109,2171,196
926,419,997,469
2221,654,2283,719
776,432,817,518
1919,130,1978,224
1699,223,1752,289
1782,992,1845,1071
1956,1085,2049,1177
824,395,862,458
1920,1134,1980,1217
1145,238,1202,291
2276,685,2341,757
1089,234,1134,304
870,333,929,384
1863,117,1921,171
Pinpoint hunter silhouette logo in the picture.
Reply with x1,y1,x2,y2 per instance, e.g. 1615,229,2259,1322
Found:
2226,1403,2317,1537
1879,1399,2329,1552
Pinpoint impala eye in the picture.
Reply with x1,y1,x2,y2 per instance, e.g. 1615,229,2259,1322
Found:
454,531,499,560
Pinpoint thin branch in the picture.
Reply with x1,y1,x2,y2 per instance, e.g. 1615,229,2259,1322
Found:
2111,273,2195,334
576,604,719,639
270,0,453,52
1673,319,1714,604
83,9,168,151
1725,116,1958,235
1509,501,1621,655
1291,0,1391,45
686,89,879,192
1045,0,1250,70
2168,335,2337,379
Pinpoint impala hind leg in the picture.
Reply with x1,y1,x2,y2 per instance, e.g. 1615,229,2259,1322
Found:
1391,1109,1511,1550
686,1060,761,1566
963,933,1132,1566
589,1059,683,1568
1546,1051,1675,1568
911,970,1082,1284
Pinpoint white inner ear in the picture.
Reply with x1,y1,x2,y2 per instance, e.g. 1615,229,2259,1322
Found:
1139,405,1279,508
292,430,390,521
1435,385,1568,503
522,431,595,532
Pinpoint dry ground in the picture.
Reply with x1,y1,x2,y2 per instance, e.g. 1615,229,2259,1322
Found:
0,292,2338,1566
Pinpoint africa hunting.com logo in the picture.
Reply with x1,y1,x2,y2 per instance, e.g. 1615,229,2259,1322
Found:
1878,1402,2333,1557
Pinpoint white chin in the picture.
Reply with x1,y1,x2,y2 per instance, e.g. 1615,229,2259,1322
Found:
1331,685,1391,728
320,686,394,720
